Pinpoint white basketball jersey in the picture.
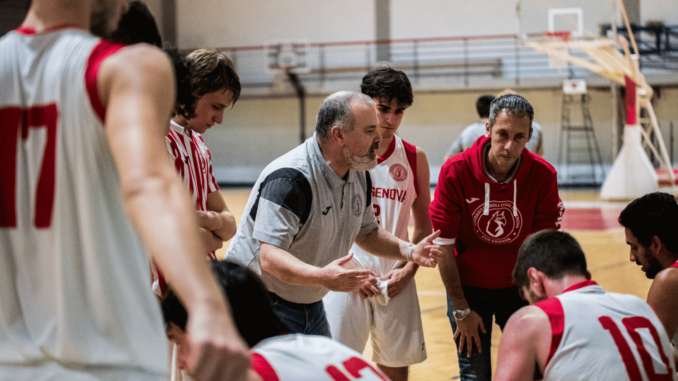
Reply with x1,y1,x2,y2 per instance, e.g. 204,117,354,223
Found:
537,281,676,381
252,334,388,381
0,28,167,376
351,135,418,276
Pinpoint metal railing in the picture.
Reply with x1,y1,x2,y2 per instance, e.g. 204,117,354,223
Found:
196,32,675,90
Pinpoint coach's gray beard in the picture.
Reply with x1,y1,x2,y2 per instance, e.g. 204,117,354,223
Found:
342,145,378,171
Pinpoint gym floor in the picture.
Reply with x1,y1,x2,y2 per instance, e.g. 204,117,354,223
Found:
215,188,650,380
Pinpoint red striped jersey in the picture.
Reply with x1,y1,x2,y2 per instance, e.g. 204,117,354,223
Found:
152,121,220,296
166,120,219,214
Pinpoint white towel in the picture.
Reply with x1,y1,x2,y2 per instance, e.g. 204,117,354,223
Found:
374,279,390,306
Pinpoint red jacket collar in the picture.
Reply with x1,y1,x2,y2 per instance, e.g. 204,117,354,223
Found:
464,135,536,186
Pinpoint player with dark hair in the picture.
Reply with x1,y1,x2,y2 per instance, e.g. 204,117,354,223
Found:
430,94,564,380
495,230,675,381
444,95,495,160
0,0,249,379
163,261,391,381
619,192,678,363
110,0,162,47
324,67,431,381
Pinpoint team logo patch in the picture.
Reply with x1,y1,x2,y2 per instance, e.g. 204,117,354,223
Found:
389,164,408,182
472,201,522,245
352,194,362,217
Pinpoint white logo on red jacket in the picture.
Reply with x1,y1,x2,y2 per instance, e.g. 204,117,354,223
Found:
472,201,523,244
389,164,408,181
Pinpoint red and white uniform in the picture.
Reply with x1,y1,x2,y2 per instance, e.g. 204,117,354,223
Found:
251,334,389,381
152,121,219,295
430,136,564,289
0,27,166,379
166,120,219,215
323,135,426,367
353,135,418,276
535,281,676,381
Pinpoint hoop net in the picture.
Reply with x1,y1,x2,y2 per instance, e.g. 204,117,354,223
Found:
543,31,572,69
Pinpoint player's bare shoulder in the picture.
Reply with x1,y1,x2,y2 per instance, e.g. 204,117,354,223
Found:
97,44,173,109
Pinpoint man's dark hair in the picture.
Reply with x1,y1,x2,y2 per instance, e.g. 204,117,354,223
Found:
186,49,241,105
162,261,287,348
110,1,162,47
476,95,495,118
513,230,588,288
360,66,413,108
619,192,678,253
488,94,534,129
164,46,197,119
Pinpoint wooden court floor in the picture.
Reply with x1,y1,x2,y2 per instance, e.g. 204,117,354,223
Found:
216,188,651,380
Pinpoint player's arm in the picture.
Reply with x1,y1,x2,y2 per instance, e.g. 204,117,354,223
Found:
532,171,564,232
259,243,372,292
354,226,441,268
383,148,432,298
438,243,487,358
99,44,249,381
197,190,237,242
647,268,678,342
494,306,550,381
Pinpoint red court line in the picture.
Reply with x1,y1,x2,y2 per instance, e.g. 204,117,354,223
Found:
560,208,623,231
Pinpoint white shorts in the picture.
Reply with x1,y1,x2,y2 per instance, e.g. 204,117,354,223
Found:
323,279,426,367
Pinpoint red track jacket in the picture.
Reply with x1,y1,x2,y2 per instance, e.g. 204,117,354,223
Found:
430,136,564,288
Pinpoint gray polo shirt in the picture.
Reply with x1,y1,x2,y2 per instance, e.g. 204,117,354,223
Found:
225,134,379,304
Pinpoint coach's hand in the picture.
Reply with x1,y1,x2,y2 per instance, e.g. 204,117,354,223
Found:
454,310,486,359
381,263,417,299
411,230,443,268
186,301,251,381
355,273,380,299
321,253,373,292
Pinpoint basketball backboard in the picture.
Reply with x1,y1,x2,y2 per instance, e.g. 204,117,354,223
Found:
265,40,311,74
517,0,618,41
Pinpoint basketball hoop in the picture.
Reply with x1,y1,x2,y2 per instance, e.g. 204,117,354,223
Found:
543,31,571,70
544,31,572,42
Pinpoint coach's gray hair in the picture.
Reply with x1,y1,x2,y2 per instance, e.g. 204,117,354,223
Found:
316,91,375,141
488,94,534,129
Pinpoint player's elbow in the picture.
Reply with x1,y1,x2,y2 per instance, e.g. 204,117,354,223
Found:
222,214,237,241
120,171,176,205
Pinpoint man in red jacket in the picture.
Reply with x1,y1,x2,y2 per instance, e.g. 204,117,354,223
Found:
429,94,564,381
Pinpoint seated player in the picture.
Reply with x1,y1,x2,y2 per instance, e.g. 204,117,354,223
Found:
494,230,676,381
619,192,678,365
162,261,392,381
